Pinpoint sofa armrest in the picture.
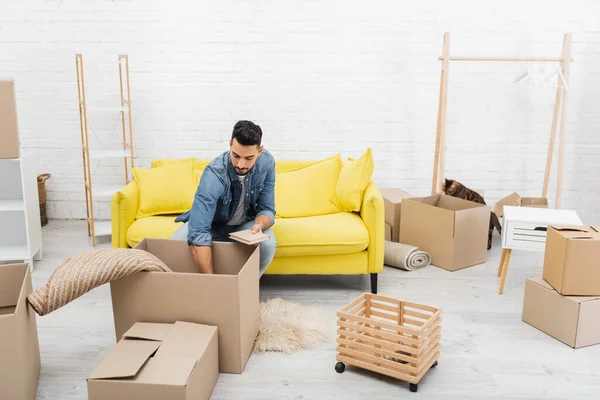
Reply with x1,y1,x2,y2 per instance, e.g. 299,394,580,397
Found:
360,180,385,274
111,180,139,248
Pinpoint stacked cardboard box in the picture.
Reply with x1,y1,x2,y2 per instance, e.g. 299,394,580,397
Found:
0,79,20,159
522,226,600,348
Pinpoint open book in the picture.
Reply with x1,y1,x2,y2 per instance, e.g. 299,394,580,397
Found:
229,229,270,245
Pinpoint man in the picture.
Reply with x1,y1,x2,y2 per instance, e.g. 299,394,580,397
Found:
171,120,277,276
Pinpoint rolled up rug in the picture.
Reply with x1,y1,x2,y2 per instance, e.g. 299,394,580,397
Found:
384,241,432,271
27,248,172,316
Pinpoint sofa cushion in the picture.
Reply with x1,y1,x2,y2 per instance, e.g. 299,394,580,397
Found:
132,160,196,219
151,158,209,189
127,216,182,248
274,154,343,218
271,212,369,257
334,148,374,212
126,213,369,257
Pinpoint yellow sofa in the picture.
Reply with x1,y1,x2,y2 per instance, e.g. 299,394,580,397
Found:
110,157,385,293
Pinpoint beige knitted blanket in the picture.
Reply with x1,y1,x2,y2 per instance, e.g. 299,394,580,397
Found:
27,248,172,316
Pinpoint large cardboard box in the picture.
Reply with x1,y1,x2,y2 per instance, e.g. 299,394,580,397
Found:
522,277,600,348
87,321,219,400
400,194,491,271
0,263,41,400
0,79,20,159
542,226,600,296
380,188,411,242
110,238,260,374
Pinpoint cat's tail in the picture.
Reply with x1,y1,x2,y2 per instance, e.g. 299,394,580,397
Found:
491,211,502,234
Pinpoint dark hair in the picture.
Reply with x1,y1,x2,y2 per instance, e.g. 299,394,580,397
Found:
231,120,262,147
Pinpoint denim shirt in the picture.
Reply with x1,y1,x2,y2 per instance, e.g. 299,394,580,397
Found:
174,149,276,247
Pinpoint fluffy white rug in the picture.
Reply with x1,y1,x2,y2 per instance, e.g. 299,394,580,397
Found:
253,298,333,354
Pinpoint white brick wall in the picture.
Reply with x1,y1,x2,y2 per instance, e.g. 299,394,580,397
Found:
1,0,599,223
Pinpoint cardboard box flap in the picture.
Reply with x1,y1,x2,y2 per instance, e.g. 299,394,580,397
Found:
159,321,216,353
380,188,411,203
549,225,600,240
88,340,161,380
549,226,590,232
0,263,27,309
139,239,199,274
135,355,199,386
123,322,173,341
493,192,520,218
521,197,548,207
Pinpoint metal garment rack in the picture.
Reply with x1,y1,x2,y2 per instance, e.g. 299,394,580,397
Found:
75,54,135,246
431,32,573,209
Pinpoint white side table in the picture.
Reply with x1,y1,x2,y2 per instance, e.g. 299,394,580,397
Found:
497,205,583,294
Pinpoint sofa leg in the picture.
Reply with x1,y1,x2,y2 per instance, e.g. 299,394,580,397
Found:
370,273,378,294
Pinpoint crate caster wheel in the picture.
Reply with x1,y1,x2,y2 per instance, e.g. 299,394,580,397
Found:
431,361,438,368
409,383,418,393
335,362,345,373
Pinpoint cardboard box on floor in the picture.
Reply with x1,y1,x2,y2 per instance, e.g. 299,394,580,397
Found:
400,194,490,271
87,321,219,400
380,188,411,242
0,79,20,159
542,226,600,296
0,263,41,400
522,277,600,348
493,192,548,219
109,238,260,374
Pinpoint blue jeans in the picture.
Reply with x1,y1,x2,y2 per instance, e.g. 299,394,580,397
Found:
171,220,276,276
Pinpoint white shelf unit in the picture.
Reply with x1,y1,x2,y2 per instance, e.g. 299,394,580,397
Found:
0,153,43,269
76,53,135,246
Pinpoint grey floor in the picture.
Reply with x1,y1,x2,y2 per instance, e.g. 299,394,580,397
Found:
23,220,600,399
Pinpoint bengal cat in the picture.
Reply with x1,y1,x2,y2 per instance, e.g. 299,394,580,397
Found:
442,178,502,250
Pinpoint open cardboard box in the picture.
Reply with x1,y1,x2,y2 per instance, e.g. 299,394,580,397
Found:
0,263,41,400
522,277,600,349
399,194,491,271
87,321,219,400
494,192,548,220
110,238,260,374
542,226,600,296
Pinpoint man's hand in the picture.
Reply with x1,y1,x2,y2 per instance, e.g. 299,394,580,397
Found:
251,224,262,234
252,214,271,234
190,245,214,274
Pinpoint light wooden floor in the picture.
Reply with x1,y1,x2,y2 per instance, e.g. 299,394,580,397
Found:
24,220,600,399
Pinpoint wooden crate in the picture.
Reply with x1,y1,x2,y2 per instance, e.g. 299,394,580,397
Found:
335,293,442,393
